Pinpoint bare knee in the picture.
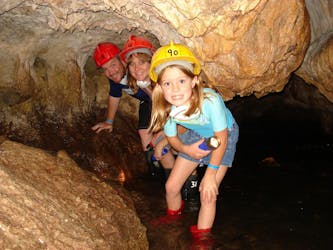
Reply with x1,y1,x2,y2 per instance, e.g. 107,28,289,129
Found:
165,180,180,197
200,195,217,207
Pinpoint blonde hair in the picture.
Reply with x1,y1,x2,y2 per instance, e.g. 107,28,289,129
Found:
127,53,152,94
149,64,205,133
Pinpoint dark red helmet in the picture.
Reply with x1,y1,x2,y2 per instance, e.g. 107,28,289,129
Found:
93,42,120,67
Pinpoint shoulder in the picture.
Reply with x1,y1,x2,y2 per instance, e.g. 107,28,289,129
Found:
202,88,226,114
203,88,220,103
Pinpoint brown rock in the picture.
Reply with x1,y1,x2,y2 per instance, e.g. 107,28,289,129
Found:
296,0,333,102
0,140,148,249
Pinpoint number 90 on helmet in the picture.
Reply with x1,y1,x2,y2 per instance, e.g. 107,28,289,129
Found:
149,41,201,82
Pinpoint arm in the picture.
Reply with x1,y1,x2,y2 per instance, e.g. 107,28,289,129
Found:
200,129,228,203
153,136,169,159
91,96,121,133
153,124,188,159
167,135,211,160
198,91,230,201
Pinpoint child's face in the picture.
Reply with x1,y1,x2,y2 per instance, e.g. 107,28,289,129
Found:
128,54,151,82
102,57,125,83
160,67,196,107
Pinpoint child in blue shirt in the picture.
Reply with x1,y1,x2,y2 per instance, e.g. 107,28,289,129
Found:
149,41,239,245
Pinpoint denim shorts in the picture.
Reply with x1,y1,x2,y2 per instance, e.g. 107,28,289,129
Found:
178,122,239,167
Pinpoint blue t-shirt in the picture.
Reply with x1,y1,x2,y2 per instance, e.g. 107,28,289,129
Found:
109,75,150,102
164,88,234,138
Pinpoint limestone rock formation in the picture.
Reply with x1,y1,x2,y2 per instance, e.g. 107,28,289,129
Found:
0,0,311,102
0,139,148,249
296,0,333,102
1,0,327,140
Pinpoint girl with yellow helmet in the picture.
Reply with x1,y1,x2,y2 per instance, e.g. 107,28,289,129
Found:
149,41,239,246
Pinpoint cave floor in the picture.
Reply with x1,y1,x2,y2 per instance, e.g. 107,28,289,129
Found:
124,128,333,250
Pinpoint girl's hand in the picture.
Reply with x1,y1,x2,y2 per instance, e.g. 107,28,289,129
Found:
153,136,169,160
184,139,211,159
153,143,165,160
199,174,218,203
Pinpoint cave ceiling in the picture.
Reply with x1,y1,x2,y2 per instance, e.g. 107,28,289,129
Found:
0,0,332,122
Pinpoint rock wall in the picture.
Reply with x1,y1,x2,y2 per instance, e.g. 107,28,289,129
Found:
1,0,331,129
295,0,333,102
0,0,321,132
0,139,148,249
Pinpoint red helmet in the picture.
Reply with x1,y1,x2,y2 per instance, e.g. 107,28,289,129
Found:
93,42,120,67
120,35,155,63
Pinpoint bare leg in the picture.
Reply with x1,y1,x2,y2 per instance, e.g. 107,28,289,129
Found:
165,157,197,210
197,165,228,229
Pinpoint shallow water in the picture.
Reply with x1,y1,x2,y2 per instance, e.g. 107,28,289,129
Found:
124,124,333,250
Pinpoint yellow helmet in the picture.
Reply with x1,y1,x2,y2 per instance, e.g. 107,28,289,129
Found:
149,41,201,82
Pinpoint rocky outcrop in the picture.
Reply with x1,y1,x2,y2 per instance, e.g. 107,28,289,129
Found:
0,0,311,101
295,0,333,102
0,139,148,249
1,0,326,139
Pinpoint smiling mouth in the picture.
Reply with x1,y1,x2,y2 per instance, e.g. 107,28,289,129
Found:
172,95,183,100
111,73,122,82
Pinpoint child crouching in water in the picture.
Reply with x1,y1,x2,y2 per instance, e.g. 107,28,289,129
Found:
148,41,239,244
